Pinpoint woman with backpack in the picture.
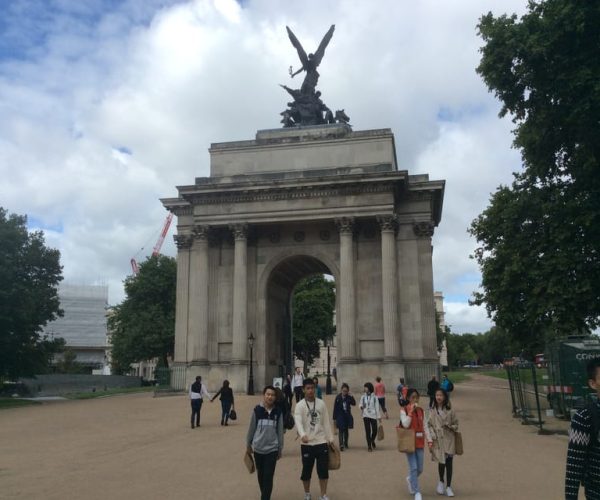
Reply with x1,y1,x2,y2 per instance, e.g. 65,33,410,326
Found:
426,388,458,497
332,382,356,451
400,388,426,500
359,382,382,452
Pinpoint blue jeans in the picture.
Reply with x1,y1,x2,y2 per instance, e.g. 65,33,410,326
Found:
406,448,424,493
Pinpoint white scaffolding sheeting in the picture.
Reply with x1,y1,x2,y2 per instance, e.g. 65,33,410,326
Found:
44,284,108,348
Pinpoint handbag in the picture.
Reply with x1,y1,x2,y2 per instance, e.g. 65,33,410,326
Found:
243,451,255,473
284,412,295,430
454,431,463,455
327,442,341,470
377,423,384,441
396,426,415,453
229,409,237,421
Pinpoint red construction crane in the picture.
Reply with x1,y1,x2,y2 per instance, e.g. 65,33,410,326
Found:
130,213,174,275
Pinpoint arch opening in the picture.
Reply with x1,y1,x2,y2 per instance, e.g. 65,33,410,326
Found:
264,255,336,383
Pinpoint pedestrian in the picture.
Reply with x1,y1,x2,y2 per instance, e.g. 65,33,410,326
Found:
284,374,294,407
427,375,440,408
274,387,292,430
359,382,382,452
400,388,426,500
210,379,235,426
246,385,284,500
293,367,304,404
332,382,356,451
374,376,389,419
426,388,458,497
189,375,210,429
440,374,454,395
294,378,334,500
565,357,600,500
397,377,408,406
313,377,323,399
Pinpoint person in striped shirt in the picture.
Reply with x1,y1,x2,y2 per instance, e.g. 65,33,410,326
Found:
565,357,600,499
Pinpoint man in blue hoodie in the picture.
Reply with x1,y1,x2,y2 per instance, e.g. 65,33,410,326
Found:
247,385,284,500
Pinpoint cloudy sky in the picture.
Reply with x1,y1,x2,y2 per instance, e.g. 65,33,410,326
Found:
1,0,529,333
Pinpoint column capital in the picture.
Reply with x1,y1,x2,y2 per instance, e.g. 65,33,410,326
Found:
335,217,355,234
377,214,398,232
413,221,435,238
192,225,210,241
174,234,193,249
229,223,249,240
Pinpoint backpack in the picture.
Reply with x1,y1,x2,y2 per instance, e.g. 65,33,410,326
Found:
447,380,454,392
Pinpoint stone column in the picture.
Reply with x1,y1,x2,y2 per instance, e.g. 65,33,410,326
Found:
188,225,210,364
414,221,438,359
377,215,401,361
336,217,357,361
230,223,248,363
173,234,192,363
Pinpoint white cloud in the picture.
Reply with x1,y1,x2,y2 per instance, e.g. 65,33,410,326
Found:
0,0,529,317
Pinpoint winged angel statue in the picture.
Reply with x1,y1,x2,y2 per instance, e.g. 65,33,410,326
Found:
279,25,350,128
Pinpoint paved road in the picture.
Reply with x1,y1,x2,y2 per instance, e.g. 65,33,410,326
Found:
0,374,577,499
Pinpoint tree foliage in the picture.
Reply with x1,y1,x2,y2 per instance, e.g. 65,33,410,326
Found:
108,255,176,374
0,207,65,380
471,1,600,352
446,327,520,368
292,275,336,369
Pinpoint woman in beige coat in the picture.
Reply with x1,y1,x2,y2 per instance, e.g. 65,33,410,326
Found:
426,389,458,497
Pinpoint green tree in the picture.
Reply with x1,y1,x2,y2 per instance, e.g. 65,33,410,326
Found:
54,348,86,374
0,208,65,380
471,1,600,351
109,255,176,373
292,275,336,370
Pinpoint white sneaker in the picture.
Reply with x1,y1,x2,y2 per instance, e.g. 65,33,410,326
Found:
406,476,415,494
446,486,455,497
414,493,423,500
319,496,329,500
437,481,445,495
304,494,311,500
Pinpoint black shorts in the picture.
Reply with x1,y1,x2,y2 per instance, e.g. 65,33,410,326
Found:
300,443,329,481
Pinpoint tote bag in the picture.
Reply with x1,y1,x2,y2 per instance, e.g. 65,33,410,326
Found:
243,451,256,473
328,442,341,470
396,426,415,453
454,431,464,456
377,423,384,441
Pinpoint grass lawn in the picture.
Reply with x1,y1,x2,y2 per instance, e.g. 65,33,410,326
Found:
0,398,41,410
479,368,548,384
445,371,472,384
64,386,155,400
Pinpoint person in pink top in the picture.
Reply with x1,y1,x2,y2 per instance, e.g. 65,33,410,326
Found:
374,376,389,419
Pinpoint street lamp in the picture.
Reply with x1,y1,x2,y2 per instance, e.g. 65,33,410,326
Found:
326,338,332,395
248,332,255,395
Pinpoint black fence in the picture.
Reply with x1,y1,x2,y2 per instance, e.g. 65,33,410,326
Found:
505,362,551,434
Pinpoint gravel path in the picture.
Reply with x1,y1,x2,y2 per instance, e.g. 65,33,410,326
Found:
0,374,576,499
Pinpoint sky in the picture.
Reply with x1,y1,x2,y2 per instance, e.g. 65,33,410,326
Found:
0,0,529,334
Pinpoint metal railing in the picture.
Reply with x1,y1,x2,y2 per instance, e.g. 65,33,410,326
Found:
154,365,186,391
505,362,550,434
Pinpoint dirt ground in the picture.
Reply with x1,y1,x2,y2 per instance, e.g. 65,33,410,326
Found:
0,373,580,500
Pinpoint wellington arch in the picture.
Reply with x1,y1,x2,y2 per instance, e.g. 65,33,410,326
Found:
161,123,445,392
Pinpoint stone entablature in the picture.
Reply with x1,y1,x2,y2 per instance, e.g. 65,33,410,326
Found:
162,125,445,392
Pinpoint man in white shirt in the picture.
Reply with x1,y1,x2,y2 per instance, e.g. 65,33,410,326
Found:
294,378,334,500
292,367,305,403
189,376,210,428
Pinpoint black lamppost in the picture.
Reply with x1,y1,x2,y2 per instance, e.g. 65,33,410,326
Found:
248,332,255,395
325,338,332,395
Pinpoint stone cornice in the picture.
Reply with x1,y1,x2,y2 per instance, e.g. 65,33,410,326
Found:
181,180,397,206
